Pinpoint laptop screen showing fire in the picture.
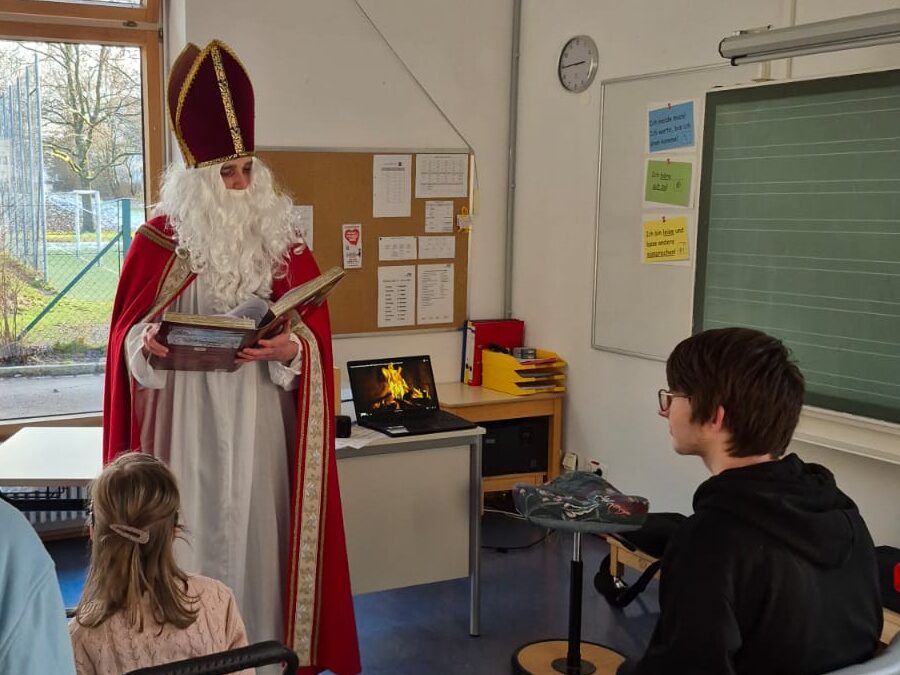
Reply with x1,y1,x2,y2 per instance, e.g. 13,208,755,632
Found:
347,355,440,422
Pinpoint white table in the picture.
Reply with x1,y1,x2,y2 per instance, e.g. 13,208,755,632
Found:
0,424,485,636
336,423,484,636
0,427,103,487
0,427,102,512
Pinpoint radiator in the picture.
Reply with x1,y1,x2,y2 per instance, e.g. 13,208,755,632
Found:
2,485,89,531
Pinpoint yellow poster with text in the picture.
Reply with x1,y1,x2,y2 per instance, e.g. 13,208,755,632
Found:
643,216,689,263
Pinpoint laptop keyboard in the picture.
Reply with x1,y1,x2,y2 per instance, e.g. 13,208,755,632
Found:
389,411,473,433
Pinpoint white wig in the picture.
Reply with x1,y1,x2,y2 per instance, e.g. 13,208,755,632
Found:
155,157,300,311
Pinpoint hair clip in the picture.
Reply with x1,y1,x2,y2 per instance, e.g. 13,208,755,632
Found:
110,523,150,545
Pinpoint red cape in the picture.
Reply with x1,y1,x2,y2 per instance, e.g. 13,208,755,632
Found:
103,216,360,674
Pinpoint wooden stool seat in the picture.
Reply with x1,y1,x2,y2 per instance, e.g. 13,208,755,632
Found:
512,640,624,675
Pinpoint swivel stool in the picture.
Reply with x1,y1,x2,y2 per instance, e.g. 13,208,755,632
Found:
511,472,649,675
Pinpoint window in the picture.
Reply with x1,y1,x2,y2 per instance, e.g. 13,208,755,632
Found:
0,1,160,426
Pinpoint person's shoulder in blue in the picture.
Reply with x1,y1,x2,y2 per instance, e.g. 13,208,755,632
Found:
0,497,76,674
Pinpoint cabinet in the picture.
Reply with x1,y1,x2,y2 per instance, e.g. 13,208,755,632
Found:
438,382,562,496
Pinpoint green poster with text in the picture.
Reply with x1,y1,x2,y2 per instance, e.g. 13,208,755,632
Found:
645,159,692,207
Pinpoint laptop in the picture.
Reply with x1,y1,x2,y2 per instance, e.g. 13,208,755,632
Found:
347,355,476,437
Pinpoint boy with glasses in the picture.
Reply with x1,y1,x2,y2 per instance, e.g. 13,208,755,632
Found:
619,327,882,675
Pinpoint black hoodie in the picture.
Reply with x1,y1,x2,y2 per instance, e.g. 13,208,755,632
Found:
620,454,883,675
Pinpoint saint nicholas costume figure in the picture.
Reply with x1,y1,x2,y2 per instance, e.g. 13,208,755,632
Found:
102,39,360,675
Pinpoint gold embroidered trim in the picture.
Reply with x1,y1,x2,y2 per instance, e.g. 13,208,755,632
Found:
209,44,245,157
285,310,308,645
291,319,326,666
312,379,331,661
136,224,176,251
214,40,252,80
152,255,175,304
144,255,193,322
172,42,207,167
193,150,254,169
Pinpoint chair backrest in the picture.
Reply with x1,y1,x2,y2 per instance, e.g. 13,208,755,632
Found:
824,635,900,675
124,641,299,675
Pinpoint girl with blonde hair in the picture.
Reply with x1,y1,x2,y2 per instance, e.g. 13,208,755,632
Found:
69,452,252,674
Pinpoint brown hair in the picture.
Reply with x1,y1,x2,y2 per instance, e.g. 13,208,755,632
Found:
666,327,804,458
76,452,198,630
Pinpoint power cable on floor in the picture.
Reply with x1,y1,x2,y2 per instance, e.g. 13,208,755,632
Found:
481,508,553,552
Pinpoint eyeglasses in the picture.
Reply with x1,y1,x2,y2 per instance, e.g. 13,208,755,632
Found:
657,389,690,413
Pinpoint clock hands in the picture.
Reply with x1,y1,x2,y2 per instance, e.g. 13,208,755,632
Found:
560,60,586,69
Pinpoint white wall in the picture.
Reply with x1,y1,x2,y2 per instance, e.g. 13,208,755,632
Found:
515,0,900,546
170,0,513,383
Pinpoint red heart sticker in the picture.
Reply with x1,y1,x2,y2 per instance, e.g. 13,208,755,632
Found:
344,229,360,246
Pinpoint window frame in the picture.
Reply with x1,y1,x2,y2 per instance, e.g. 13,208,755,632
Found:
0,0,160,28
0,0,161,435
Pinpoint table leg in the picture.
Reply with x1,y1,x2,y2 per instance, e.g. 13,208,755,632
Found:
609,537,625,579
469,434,482,637
548,399,563,480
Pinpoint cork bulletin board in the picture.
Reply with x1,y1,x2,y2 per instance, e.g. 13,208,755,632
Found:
257,150,471,336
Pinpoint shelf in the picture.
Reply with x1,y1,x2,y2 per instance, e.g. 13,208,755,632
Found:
438,382,564,494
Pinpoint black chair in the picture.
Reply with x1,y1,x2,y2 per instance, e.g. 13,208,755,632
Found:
125,641,298,675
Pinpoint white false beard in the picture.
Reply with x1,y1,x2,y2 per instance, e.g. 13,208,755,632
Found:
155,158,300,312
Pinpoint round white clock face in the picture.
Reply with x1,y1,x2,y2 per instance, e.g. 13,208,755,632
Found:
558,35,599,93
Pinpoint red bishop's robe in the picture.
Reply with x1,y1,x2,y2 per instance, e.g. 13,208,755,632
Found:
103,215,360,675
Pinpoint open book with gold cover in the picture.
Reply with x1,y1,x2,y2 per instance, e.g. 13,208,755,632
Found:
150,266,344,372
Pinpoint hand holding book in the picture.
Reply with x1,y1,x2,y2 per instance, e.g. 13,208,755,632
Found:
147,266,344,372
235,319,298,364
142,322,169,360
142,305,289,362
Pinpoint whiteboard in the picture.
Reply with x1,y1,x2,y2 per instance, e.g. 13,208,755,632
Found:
591,63,758,360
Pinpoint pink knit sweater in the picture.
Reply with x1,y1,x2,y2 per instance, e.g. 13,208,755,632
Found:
69,575,253,675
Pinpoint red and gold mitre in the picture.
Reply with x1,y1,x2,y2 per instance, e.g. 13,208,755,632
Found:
167,39,255,168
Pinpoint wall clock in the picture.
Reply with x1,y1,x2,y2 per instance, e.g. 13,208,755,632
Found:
558,35,599,93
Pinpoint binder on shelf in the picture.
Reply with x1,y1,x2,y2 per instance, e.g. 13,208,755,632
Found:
481,349,566,396
461,318,525,386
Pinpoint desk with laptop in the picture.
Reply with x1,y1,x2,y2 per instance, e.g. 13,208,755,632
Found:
339,354,483,634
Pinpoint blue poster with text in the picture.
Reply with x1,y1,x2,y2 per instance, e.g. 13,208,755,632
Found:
648,101,694,152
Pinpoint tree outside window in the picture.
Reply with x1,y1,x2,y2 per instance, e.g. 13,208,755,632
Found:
0,39,145,419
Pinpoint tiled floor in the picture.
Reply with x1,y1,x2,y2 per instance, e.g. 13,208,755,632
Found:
48,512,661,674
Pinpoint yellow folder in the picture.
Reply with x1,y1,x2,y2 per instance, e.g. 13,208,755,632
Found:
481,349,566,396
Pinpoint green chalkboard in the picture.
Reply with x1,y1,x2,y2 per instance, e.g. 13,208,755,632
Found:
695,69,900,425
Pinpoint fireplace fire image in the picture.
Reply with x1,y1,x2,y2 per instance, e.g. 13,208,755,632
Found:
372,362,432,411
